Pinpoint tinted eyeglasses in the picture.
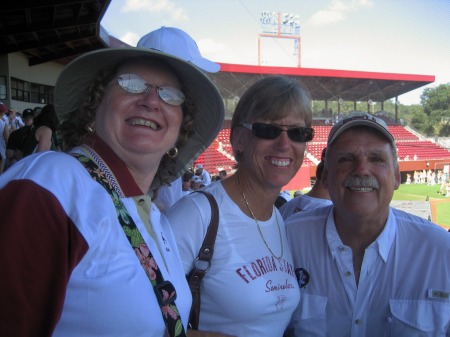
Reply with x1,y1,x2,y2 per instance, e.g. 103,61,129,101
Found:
117,73,185,106
242,123,314,143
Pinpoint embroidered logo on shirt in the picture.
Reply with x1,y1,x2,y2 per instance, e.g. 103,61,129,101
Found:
295,268,310,288
276,295,286,310
428,289,450,300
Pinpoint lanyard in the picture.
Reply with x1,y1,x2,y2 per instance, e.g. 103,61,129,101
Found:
72,147,186,337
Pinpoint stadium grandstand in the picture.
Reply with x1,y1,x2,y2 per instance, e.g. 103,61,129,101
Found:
194,117,450,190
190,62,450,189
1,1,449,191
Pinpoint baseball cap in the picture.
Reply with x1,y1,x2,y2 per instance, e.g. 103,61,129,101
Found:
0,102,6,113
137,26,220,73
196,164,203,169
191,176,202,184
22,108,34,119
328,112,395,147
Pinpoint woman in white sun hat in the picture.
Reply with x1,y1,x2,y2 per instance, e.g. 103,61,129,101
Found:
0,27,226,337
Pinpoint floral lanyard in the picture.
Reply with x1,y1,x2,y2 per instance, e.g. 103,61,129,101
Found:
71,145,186,337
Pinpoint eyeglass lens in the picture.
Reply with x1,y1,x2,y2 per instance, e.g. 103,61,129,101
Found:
245,123,314,142
117,74,185,106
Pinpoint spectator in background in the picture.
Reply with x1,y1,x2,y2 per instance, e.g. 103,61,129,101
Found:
0,102,10,173
195,163,211,185
219,169,227,180
181,170,194,194
275,190,292,209
279,147,331,219
4,108,24,132
21,103,60,157
190,174,203,191
293,190,303,198
5,108,34,166
285,113,450,336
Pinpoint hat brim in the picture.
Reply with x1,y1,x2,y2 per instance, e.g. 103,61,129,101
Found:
55,47,224,187
328,120,395,146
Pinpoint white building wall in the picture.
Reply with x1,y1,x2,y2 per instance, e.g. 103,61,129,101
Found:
6,52,63,113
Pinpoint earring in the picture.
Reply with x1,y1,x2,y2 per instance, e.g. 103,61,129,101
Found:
167,147,178,158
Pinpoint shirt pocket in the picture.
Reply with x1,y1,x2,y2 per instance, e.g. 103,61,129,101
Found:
287,294,327,336
388,299,450,337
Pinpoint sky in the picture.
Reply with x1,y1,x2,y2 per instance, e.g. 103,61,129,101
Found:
101,0,450,105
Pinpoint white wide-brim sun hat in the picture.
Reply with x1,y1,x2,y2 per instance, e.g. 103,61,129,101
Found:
54,46,224,188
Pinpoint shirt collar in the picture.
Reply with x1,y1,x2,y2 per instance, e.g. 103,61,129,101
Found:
326,206,397,262
90,135,144,197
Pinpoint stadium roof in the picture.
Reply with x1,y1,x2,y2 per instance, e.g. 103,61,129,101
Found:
0,1,435,108
0,0,112,66
210,63,435,104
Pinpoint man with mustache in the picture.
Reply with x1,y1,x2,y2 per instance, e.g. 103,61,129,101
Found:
284,113,450,337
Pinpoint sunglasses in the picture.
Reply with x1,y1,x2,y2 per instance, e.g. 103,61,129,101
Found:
242,123,314,143
117,73,185,106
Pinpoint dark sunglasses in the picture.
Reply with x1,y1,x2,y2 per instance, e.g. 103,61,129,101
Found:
242,123,314,143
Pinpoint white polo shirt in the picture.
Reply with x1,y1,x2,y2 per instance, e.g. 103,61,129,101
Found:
285,205,450,337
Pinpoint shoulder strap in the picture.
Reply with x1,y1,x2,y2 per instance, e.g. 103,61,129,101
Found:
187,190,219,330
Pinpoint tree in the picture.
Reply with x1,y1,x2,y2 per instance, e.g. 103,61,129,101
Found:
420,83,450,136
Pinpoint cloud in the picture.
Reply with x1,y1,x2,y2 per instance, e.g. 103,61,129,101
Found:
306,0,374,27
198,39,225,57
121,0,188,21
120,32,141,46
197,38,230,63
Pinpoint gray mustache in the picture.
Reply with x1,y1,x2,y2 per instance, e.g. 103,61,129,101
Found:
344,176,380,189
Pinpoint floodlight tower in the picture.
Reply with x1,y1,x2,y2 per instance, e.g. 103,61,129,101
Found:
258,12,301,67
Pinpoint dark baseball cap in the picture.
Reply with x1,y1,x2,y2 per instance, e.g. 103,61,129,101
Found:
328,112,395,147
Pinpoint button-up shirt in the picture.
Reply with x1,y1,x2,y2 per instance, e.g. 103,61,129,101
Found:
285,205,450,337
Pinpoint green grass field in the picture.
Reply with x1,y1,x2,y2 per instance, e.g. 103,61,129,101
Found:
393,183,450,228
299,183,450,229
393,183,447,201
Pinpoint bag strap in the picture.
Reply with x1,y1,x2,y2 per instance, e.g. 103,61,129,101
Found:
72,152,186,337
187,190,219,330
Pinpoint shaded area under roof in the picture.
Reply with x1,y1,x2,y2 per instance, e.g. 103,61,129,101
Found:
0,0,112,66
211,63,434,104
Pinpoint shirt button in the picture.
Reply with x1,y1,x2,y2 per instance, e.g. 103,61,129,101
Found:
345,271,352,277
355,319,362,325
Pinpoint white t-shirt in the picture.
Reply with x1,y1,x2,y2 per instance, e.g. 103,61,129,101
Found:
167,182,300,337
155,176,184,212
198,169,211,185
285,205,450,337
0,119,6,158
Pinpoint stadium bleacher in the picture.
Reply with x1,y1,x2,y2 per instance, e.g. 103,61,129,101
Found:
194,119,450,178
